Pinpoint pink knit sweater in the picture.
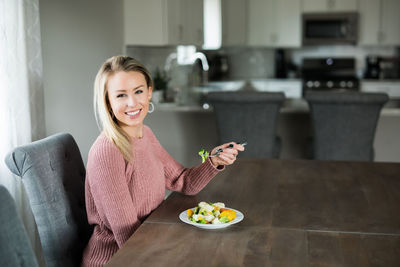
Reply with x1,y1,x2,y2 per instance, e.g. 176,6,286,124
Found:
81,126,222,266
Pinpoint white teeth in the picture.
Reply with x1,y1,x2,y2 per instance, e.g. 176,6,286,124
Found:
126,110,140,116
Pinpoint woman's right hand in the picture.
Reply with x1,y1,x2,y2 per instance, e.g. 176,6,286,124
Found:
209,142,245,168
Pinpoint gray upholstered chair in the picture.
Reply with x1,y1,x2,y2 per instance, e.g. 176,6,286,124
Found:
0,185,39,267
206,91,285,158
305,91,389,161
5,133,93,267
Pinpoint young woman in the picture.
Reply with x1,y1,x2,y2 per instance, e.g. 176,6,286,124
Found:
81,56,244,266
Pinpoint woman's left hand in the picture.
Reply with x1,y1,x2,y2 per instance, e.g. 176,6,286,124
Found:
209,142,245,168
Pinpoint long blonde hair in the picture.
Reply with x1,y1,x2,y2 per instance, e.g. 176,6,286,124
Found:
94,55,153,162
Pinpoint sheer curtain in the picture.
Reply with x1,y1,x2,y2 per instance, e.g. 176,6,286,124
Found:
0,0,46,265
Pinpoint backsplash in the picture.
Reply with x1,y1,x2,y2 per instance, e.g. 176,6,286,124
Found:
126,45,399,97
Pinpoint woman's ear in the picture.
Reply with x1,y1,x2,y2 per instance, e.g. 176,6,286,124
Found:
148,86,153,100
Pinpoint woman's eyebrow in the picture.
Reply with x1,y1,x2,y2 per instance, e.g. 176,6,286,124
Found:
115,85,145,93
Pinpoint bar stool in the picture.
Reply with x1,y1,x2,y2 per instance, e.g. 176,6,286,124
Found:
206,91,285,158
305,91,389,161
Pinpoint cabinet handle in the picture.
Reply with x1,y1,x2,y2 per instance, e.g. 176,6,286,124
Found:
179,25,183,42
378,30,385,43
197,29,202,43
271,33,278,44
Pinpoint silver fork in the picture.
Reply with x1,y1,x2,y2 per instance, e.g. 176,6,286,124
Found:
209,142,247,157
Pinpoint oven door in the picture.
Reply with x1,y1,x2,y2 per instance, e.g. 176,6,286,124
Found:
302,13,358,45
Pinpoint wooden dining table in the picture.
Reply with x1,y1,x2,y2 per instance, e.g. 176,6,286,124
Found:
106,159,400,267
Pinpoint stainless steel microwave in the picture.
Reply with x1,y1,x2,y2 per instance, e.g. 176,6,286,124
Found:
302,13,358,45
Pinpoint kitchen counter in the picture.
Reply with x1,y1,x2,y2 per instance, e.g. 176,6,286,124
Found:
149,91,400,166
155,99,400,116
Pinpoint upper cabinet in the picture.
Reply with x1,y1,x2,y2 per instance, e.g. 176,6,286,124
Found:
247,0,301,47
359,0,400,46
221,0,247,46
302,0,358,12
123,0,203,46
380,0,400,45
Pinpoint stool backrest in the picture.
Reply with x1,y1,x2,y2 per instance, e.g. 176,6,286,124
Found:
207,91,285,158
305,91,389,161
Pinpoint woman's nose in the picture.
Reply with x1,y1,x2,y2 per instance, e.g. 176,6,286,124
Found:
127,95,136,106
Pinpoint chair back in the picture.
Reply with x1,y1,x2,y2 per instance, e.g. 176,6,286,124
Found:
207,91,285,158
0,185,39,267
5,133,93,267
305,91,389,161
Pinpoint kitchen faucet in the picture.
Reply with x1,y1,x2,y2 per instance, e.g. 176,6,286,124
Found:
192,51,209,85
174,45,209,85
164,52,177,72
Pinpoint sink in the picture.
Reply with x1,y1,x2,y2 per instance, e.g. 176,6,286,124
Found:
194,80,246,92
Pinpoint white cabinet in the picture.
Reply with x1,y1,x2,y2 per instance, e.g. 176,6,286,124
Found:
361,81,400,98
381,0,400,45
359,0,400,46
221,0,247,46
247,0,301,47
358,0,380,45
123,0,203,46
302,0,358,12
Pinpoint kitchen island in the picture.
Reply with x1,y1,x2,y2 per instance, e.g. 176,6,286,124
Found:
145,99,400,167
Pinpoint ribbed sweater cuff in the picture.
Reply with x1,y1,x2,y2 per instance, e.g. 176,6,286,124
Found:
185,157,223,194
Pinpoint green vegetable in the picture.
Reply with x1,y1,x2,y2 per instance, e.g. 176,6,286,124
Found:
198,149,209,163
219,216,230,223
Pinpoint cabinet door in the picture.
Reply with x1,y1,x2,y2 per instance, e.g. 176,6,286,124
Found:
381,0,400,45
302,0,358,12
328,0,358,11
302,0,328,12
247,0,273,46
166,0,183,44
358,0,381,45
221,0,247,46
248,0,300,47
274,0,301,47
181,0,204,46
124,0,167,45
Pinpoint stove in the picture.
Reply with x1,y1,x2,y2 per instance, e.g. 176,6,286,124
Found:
302,58,359,93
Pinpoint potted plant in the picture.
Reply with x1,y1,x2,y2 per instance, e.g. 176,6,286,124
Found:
152,67,170,103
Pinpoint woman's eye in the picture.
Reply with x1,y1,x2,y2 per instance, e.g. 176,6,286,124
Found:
135,90,143,94
117,94,126,98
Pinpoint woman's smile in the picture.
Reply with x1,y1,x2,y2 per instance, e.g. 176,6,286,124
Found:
125,109,141,119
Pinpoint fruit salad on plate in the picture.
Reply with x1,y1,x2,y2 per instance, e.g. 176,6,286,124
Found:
187,202,237,225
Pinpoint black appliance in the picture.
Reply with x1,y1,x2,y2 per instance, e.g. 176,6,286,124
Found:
364,56,381,79
302,12,358,45
208,52,230,81
302,57,359,93
380,57,400,79
275,49,287,78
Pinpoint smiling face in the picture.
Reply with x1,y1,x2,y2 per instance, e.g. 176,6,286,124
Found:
107,71,153,138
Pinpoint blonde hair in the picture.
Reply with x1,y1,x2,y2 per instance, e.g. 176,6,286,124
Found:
94,55,153,162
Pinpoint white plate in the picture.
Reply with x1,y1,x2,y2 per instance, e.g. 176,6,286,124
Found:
179,207,244,229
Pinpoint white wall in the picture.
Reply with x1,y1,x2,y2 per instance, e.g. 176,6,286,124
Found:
39,0,124,163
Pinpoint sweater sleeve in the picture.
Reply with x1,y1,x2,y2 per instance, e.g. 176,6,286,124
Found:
145,126,223,195
86,139,140,248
